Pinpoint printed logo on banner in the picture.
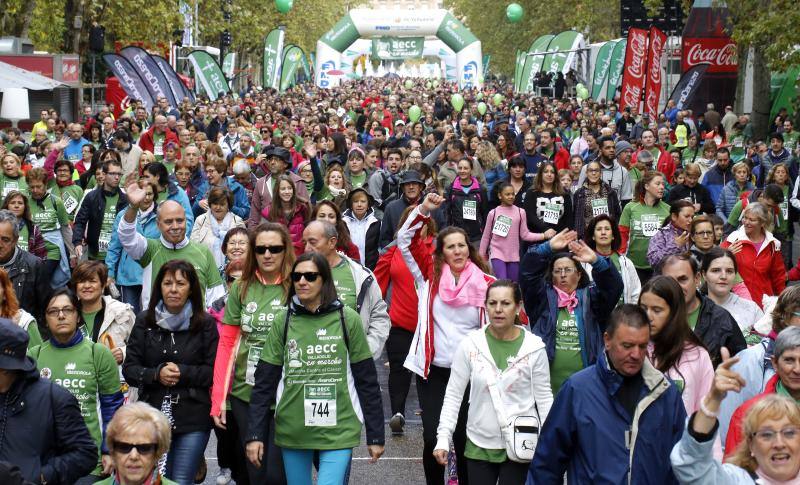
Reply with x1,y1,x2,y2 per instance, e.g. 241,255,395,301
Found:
644,27,667,117
619,28,649,112
319,60,336,88
462,61,478,88
682,38,737,73
626,33,647,80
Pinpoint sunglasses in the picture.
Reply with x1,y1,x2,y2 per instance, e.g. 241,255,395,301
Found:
113,441,158,455
291,271,320,282
254,245,285,255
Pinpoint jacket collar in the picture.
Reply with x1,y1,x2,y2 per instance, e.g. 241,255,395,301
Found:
725,226,779,256
289,297,344,316
597,348,666,395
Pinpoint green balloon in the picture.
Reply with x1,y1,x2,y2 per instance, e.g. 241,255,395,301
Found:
451,93,465,112
476,92,484,101
493,93,504,106
425,81,432,89
275,0,293,13
576,83,586,91
405,79,413,89
408,105,422,123
433,80,440,88
577,86,589,99
506,3,524,23
477,102,487,115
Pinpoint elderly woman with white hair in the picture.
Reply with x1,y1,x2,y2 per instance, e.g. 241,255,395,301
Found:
721,201,786,309
99,402,176,485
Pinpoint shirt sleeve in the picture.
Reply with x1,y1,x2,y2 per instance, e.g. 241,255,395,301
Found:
222,282,242,326
345,307,372,363
119,216,149,261
261,310,287,366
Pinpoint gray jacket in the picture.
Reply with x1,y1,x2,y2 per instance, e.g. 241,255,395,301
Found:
342,254,390,359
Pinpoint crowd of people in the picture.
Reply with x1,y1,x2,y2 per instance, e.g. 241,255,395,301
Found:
1,75,800,485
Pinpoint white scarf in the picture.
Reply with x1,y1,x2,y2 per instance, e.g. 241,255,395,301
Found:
209,212,235,267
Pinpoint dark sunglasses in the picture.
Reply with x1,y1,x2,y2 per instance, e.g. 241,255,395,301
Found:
254,245,285,255
291,271,320,282
113,441,158,455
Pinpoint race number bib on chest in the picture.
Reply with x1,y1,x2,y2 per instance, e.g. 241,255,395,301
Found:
542,203,561,225
245,345,262,386
492,215,513,237
781,201,789,221
462,200,477,221
591,198,609,217
304,384,337,427
641,214,660,237
63,194,79,214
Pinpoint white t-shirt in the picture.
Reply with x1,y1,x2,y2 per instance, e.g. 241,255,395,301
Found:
431,296,480,368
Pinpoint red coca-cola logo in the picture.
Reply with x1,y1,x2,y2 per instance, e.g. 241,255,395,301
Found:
626,32,648,79
645,89,658,116
682,37,737,73
649,36,664,84
622,85,641,108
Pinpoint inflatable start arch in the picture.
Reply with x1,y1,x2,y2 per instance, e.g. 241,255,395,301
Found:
315,9,482,89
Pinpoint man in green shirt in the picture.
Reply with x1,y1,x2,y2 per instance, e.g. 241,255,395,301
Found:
118,183,224,309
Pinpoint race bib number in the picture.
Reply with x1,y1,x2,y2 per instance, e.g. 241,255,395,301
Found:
492,215,513,237
304,384,337,427
733,137,744,148
591,198,609,218
542,203,561,225
154,141,164,156
2,183,18,198
781,201,789,221
641,214,660,237
63,195,78,214
245,345,262,386
98,231,111,252
462,200,477,221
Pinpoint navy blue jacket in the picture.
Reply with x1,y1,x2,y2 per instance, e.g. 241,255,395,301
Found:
520,243,623,366
527,351,687,485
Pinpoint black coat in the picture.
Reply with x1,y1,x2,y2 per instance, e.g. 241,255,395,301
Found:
0,368,97,484
0,249,50,326
72,187,129,254
695,292,747,368
667,183,716,215
572,184,622,241
123,312,218,434
444,180,489,243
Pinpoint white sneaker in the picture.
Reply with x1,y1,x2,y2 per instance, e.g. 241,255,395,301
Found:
215,468,232,485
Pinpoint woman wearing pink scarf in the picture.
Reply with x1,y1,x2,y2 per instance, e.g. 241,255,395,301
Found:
520,228,624,395
398,192,495,485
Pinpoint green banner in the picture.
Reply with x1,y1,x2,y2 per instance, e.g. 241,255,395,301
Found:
606,39,627,101
591,41,616,99
542,30,579,74
280,46,304,92
483,54,491,77
371,37,424,60
321,12,359,51
514,49,524,92
263,28,285,90
187,50,229,101
222,53,235,78
300,48,312,79
436,12,479,52
520,34,553,93
770,66,800,123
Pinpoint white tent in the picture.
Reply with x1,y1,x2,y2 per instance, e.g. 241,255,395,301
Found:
0,60,64,90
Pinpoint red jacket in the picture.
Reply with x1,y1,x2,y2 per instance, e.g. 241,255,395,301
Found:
724,374,779,458
138,126,179,156
721,228,786,309
261,204,308,256
374,238,435,332
542,145,571,171
631,147,676,183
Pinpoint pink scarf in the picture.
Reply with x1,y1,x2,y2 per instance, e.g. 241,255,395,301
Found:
438,261,488,308
755,469,800,485
555,286,578,313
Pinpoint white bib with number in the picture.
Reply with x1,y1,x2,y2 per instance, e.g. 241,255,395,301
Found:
463,200,477,221
781,201,789,221
641,214,660,237
245,345,262,386
304,384,337,427
591,198,609,218
542,203,561,225
492,215,513,237
63,194,78,215
98,231,111,252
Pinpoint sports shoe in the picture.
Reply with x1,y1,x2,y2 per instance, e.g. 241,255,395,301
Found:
215,467,232,485
389,412,406,435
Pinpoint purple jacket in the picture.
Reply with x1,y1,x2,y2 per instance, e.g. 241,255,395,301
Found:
647,222,690,268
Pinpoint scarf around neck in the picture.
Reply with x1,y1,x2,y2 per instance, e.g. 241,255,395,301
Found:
438,260,488,308
555,286,579,313
754,469,800,485
155,300,193,332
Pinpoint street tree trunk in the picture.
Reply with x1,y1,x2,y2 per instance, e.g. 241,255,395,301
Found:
750,46,772,141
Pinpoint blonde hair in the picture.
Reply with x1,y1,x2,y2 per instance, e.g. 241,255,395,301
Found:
742,201,773,232
684,163,701,177
727,394,800,472
475,141,501,170
106,402,171,458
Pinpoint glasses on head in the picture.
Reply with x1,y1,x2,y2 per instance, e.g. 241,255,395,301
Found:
112,441,158,455
254,245,285,255
752,427,800,443
46,306,77,317
291,271,320,282
693,230,714,237
552,267,576,276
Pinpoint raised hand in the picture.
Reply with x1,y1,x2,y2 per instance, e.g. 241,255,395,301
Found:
675,231,690,247
569,240,598,264
304,143,317,159
125,180,147,209
548,228,578,252
420,192,444,215
708,347,745,403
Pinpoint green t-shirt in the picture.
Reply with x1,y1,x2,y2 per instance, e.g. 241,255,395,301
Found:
465,329,526,463
261,304,372,450
157,189,169,203
619,200,671,269
163,159,176,174
550,308,583,396
50,183,84,222
687,304,700,330
139,238,223,299
331,260,357,310
29,194,69,261
29,337,121,475
81,310,100,340
223,280,286,402
349,171,367,189
92,193,119,260
24,320,42,348
784,132,800,154
0,174,27,203
18,223,29,253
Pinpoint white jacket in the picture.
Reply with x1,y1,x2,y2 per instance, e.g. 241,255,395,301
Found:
435,326,553,453
581,253,641,304
189,212,246,259
97,295,136,359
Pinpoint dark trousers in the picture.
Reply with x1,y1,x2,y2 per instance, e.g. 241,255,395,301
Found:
418,365,470,485
386,326,415,416
230,396,286,485
466,458,528,485
213,409,248,484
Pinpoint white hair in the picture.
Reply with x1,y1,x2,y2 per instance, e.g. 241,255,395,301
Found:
232,160,251,175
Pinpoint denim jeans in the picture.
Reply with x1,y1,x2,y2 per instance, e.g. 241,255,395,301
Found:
119,284,142,315
164,430,211,485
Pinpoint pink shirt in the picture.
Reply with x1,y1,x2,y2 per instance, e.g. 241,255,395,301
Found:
479,205,544,263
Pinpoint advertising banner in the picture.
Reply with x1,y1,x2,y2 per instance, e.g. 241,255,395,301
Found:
101,54,155,110
606,39,626,101
682,36,737,74
152,54,194,103
223,53,236,78
187,50,229,101
618,28,648,112
371,37,425,59
436,12,479,53
280,45,304,92
263,28,285,90
666,63,710,110
591,41,615,99
119,46,177,106
514,49,524,92
643,26,667,117
520,34,553,93
541,30,583,74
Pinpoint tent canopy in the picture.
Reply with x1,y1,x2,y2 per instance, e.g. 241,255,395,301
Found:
0,60,64,90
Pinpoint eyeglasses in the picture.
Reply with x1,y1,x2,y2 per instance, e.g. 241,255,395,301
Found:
753,427,800,443
112,441,158,455
291,271,320,282
693,231,714,237
552,268,576,276
254,245,285,255
46,306,77,317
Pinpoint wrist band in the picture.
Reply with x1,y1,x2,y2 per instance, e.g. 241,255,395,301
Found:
699,398,719,419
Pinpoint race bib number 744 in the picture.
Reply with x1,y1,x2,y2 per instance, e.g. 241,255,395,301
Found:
304,384,337,427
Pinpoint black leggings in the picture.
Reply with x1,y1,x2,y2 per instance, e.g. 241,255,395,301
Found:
466,458,528,485
418,365,470,485
213,410,248,484
230,396,286,485
386,326,415,416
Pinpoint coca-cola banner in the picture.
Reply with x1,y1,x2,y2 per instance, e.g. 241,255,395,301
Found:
682,37,737,74
667,64,710,111
643,27,667,118
619,27,649,112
